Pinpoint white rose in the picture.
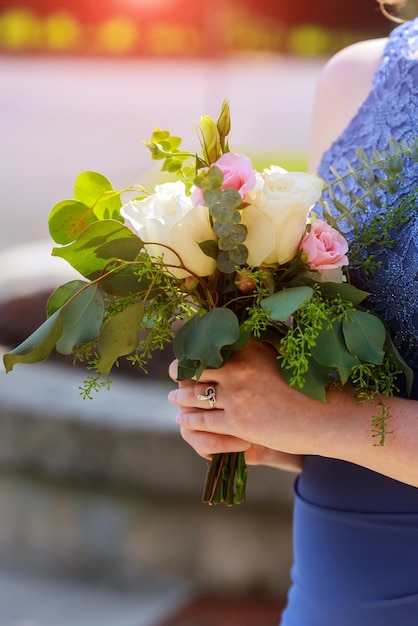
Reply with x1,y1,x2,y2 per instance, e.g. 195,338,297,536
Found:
244,171,324,266
120,181,217,278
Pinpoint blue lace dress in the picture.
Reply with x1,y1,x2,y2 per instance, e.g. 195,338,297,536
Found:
281,19,418,626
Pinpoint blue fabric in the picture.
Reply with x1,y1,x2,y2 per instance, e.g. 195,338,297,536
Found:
281,19,418,626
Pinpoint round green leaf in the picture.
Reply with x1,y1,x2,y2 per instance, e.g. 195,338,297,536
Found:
74,171,113,205
49,200,96,245
221,188,242,210
211,203,241,224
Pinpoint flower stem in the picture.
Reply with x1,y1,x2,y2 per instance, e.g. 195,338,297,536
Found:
202,452,248,506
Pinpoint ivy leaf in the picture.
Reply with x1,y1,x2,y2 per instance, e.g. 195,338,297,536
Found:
3,311,63,372
261,286,314,322
97,302,145,375
52,220,143,281
56,285,105,354
343,310,385,365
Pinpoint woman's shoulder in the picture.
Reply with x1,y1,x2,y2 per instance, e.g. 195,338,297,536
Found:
309,38,387,171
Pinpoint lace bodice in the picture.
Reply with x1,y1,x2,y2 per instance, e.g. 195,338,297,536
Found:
317,19,418,369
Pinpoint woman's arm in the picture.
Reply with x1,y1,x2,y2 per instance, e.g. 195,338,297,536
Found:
169,341,418,488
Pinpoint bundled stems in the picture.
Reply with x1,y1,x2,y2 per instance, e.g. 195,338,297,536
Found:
202,451,248,505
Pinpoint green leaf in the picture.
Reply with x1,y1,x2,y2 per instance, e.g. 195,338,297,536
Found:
52,220,143,281
229,244,248,265
73,171,122,222
174,309,240,371
56,285,105,354
195,166,223,191
198,239,219,260
99,266,154,297
218,224,247,250
203,189,223,205
342,310,385,365
3,311,63,372
211,203,241,224
228,322,252,350
74,171,114,205
279,356,330,402
261,286,314,322
221,188,242,210
49,200,96,245
97,302,145,375
317,281,370,305
311,318,357,383
47,280,90,316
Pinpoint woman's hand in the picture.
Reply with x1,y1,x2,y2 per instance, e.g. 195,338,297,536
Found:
168,340,418,487
168,341,309,472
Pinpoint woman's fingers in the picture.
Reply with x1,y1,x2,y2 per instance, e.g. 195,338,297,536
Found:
179,427,251,459
168,383,221,410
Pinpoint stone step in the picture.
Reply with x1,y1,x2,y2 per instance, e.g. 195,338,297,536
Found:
0,355,295,596
0,566,190,626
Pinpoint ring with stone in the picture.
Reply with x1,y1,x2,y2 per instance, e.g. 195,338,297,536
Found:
197,385,216,408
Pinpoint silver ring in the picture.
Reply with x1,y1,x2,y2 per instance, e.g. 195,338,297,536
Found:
197,386,216,408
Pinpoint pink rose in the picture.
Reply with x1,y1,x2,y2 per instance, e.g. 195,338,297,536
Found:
192,152,256,204
300,219,349,270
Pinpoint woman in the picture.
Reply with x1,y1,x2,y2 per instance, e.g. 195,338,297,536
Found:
169,1,418,623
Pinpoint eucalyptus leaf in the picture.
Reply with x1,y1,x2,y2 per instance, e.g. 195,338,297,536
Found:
97,302,145,375
56,285,105,354
317,281,370,305
221,188,242,210
215,223,247,249
3,311,63,372
47,280,90,316
311,318,357,384
261,286,314,322
229,244,248,265
74,171,114,205
342,310,385,365
211,203,240,224
49,200,96,245
279,356,330,402
203,189,222,205
174,308,240,371
216,251,237,273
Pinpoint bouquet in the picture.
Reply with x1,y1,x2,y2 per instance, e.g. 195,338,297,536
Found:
3,101,414,505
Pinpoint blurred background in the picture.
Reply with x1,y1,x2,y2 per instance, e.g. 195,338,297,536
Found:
0,1,410,625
